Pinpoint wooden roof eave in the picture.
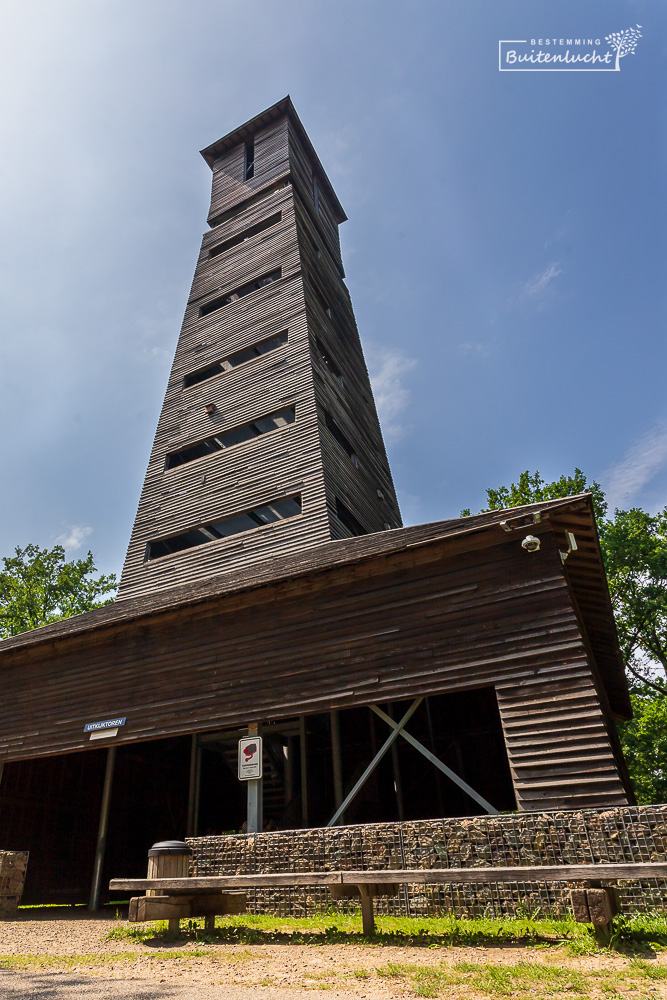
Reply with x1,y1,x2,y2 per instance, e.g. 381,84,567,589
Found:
0,497,587,656
0,495,629,721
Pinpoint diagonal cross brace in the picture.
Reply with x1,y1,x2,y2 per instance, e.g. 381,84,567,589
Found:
327,698,422,827
370,704,498,815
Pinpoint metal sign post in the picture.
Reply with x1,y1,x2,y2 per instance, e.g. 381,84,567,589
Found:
239,727,263,833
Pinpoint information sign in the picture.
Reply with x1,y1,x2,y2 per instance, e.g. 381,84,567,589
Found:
238,737,263,780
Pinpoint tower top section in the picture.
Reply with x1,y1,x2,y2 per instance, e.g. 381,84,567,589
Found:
200,96,347,223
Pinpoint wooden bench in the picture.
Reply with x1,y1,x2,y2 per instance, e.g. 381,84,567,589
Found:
110,861,667,936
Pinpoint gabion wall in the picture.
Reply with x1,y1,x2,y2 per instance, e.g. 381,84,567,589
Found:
0,851,28,915
187,806,667,919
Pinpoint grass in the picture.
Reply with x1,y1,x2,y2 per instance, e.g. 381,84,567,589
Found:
104,909,667,953
374,958,667,997
0,948,252,971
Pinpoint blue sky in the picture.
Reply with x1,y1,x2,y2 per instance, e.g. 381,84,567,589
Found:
0,0,664,580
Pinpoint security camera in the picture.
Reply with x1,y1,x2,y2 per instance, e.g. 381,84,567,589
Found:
521,535,541,553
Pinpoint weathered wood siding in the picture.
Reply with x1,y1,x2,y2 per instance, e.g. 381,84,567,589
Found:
0,526,630,810
118,104,401,599
207,117,291,225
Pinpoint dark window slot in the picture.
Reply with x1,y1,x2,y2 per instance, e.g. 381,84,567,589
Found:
208,212,282,259
324,411,358,467
199,269,282,317
244,139,255,180
335,498,367,537
209,177,291,229
146,495,302,561
309,275,331,318
184,331,288,389
314,338,343,386
166,407,295,469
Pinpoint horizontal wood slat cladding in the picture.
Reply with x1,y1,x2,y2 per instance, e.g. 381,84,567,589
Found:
207,118,290,225
118,100,401,599
0,520,630,811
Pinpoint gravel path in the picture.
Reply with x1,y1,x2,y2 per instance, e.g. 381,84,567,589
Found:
2,910,667,999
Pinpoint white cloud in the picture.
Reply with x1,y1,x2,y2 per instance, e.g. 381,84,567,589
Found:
603,424,667,510
366,346,417,443
517,261,563,301
55,525,93,552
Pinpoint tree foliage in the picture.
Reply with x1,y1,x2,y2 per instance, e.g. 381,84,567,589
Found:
461,468,607,523
603,507,667,680
618,688,667,805
0,544,117,639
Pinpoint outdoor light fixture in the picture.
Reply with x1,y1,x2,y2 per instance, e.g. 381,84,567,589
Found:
500,511,542,533
205,403,216,416
560,531,578,563
521,535,541,553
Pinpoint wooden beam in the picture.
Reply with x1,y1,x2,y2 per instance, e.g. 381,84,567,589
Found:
111,860,667,896
111,871,343,891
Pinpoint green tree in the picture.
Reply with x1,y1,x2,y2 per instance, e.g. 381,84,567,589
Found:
602,507,667,682
0,543,117,639
460,468,607,523
618,688,667,804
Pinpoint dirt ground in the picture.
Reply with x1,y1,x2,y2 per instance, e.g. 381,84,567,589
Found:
2,911,667,999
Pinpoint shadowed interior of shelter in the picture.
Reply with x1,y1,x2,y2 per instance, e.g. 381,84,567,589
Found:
0,695,514,905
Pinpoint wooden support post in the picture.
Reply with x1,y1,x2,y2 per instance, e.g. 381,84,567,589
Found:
246,723,263,833
330,710,343,810
570,884,620,944
186,734,201,837
359,887,375,936
388,704,404,821
167,917,179,937
88,746,116,912
299,715,309,827
425,698,445,817
204,915,215,934
285,736,294,811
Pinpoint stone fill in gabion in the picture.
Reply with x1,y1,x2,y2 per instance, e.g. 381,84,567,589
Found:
187,806,667,919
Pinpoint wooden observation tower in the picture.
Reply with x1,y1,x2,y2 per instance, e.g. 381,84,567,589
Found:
119,97,401,599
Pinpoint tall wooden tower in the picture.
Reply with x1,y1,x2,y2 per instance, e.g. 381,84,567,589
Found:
118,98,402,599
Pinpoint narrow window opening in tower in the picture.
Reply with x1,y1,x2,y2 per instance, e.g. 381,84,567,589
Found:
335,498,368,537
209,177,291,229
199,269,282,317
310,278,331,318
184,330,288,389
244,140,255,180
208,212,282,259
314,338,343,387
145,495,302,561
165,407,296,469
324,411,358,467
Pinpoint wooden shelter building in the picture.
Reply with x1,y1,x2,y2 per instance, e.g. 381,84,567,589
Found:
0,99,633,905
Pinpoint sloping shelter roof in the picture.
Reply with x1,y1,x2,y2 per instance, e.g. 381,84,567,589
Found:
0,495,629,718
